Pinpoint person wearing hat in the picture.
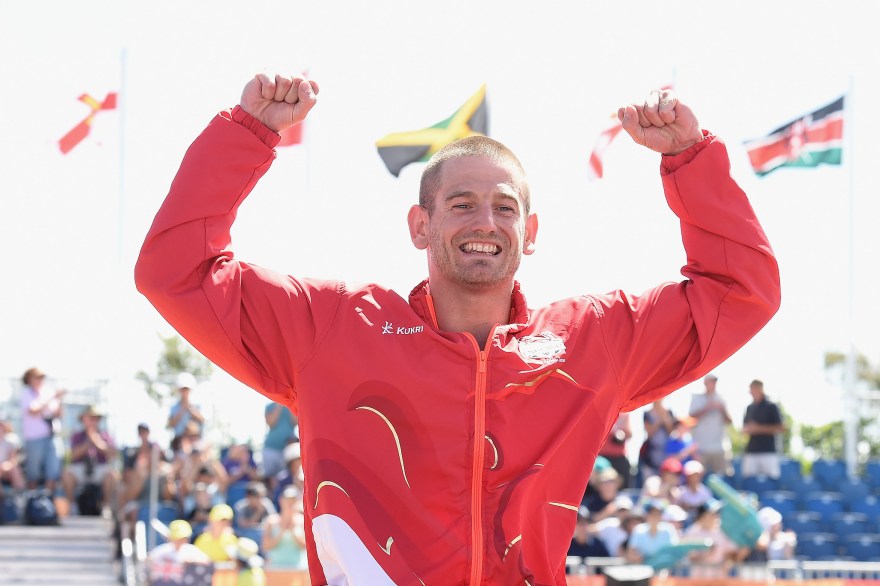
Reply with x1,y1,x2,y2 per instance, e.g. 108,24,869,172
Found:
61,405,118,515
230,537,266,586
749,506,796,561
676,460,713,518
19,367,65,491
167,372,205,440
149,519,211,566
194,503,238,561
684,499,747,577
584,467,624,523
641,457,683,505
272,441,303,505
625,500,679,564
591,495,637,557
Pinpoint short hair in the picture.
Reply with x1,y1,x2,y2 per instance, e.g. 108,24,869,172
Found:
418,135,530,215
750,379,764,389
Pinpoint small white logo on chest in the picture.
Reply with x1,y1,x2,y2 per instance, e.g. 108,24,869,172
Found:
382,321,424,335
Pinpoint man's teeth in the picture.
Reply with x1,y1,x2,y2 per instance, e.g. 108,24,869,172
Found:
461,242,500,255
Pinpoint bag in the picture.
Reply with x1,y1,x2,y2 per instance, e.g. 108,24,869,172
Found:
24,489,59,526
77,482,103,516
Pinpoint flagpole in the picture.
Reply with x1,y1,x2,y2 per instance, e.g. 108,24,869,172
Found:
843,75,857,479
118,46,128,271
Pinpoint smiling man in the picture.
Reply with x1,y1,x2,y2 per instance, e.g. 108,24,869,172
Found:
135,73,780,585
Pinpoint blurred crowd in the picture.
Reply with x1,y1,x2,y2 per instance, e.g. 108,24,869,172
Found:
1,367,308,580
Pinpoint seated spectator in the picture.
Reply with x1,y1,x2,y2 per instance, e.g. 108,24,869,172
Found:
272,442,303,505
120,457,178,532
640,457,683,505
568,509,610,566
662,504,689,533
263,486,308,571
584,468,624,523
583,456,614,502
148,520,211,567
123,422,164,471
664,416,698,465
0,418,25,492
229,537,266,586
591,495,639,557
624,500,679,564
234,481,276,530
173,426,228,505
598,413,633,489
751,506,797,561
186,482,215,532
684,500,746,578
194,503,238,562
676,460,713,519
61,405,118,514
222,442,260,485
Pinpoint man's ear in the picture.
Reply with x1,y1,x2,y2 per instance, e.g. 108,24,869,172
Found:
408,205,429,250
523,213,538,255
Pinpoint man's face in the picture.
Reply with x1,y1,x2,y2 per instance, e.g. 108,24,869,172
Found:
750,384,763,402
410,156,537,291
704,377,717,392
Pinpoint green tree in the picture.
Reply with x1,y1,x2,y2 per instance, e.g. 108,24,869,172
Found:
136,334,213,404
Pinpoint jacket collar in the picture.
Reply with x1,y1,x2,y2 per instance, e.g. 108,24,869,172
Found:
407,279,530,333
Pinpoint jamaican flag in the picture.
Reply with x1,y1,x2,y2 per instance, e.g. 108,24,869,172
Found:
376,85,488,177
743,96,844,177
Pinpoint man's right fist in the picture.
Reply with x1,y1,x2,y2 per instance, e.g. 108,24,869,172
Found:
240,73,320,133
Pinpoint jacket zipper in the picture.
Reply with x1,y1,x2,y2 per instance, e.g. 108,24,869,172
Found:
465,332,492,586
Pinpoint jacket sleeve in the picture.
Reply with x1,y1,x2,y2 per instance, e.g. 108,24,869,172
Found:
134,107,340,409
592,132,781,413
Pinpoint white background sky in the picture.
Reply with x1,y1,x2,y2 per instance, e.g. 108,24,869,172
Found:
1,1,878,448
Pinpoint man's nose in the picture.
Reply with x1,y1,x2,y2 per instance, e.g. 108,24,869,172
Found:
470,203,497,232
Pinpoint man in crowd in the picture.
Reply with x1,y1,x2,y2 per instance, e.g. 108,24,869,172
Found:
688,373,733,475
742,379,785,479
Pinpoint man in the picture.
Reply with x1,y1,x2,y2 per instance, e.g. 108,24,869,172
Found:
688,373,733,475
62,405,118,515
19,367,64,492
194,503,238,562
0,417,25,491
167,372,204,440
262,401,297,482
135,73,780,584
742,379,784,479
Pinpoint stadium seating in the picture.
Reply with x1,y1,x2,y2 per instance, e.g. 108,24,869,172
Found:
796,532,839,560
803,492,844,528
225,480,250,507
783,510,823,535
829,512,870,543
851,495,880,518
837,476,871,509
778,458,803,489
864,460,880,489
785,474,823,500
811,459,847,491
760,491,799,517
741,474,779,498
842,533,880,561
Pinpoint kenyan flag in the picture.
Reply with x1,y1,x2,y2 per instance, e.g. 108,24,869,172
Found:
744,96,844,177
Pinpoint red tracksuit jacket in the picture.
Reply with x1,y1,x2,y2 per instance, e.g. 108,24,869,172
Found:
135,107,780,585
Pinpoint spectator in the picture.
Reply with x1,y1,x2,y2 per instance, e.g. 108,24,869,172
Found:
173,424,228,503
272,442,303,505
62,405,118,515
261,402,298,484
662,504,689,533
148,520,211,566
598,412,633,489
568,510,610,566
223,442,260,485
263,486,308,571
742,380,784,479
753,506,797,561
664,415,697,465
685,500,744,578
19,367,64,491
639,400,676,480
591,495,638,557
0,418,25,492
584,468,624,523
194,503,238,562
234,481,276,530
123,422,164,473
167,372,205,441
583,456,613,502
688,374,733,475
677,460,713,518
186,482,215,533
230,537,266,586
641,457,683,505
120,457,178,532
624,500,679,564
